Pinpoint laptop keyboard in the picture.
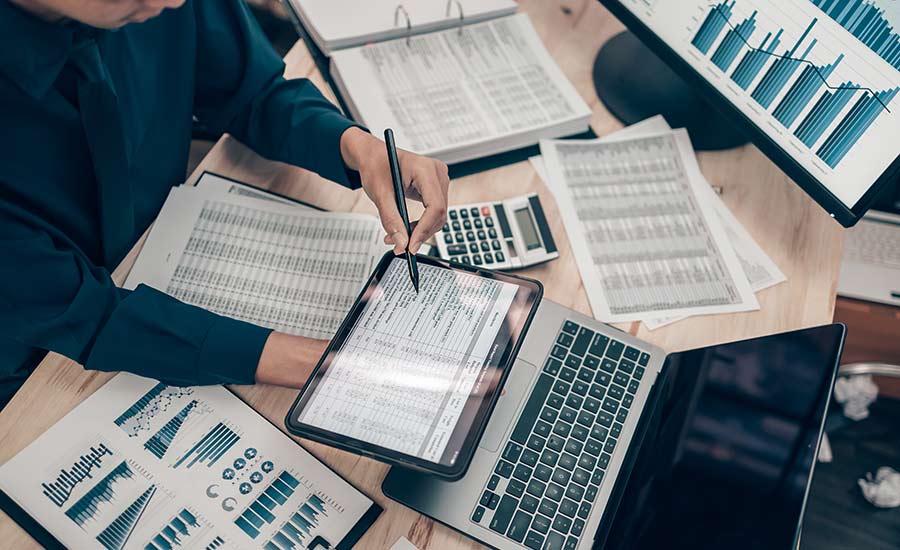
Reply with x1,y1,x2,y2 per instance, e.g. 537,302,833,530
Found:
471,320,650,550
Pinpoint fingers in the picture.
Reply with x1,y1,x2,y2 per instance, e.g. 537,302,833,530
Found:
408,160,449,254
384,220,418,244
370,178,410,255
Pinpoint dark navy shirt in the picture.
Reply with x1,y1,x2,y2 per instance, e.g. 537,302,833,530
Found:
0,0,360,400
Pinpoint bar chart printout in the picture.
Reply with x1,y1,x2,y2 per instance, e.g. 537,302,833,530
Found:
42,442,114,507
690,1,899,168
172,422,240,469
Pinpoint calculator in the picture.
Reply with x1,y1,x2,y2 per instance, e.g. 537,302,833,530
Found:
435,193,559,270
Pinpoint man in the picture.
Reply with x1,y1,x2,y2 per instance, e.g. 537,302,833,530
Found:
0,0,449,407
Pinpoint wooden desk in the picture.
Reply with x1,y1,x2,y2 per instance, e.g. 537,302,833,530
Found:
0,1,844,548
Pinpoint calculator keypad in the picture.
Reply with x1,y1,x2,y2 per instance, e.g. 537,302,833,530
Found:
441,204,506,266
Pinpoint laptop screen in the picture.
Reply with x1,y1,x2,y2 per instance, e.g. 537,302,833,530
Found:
601,324,844,550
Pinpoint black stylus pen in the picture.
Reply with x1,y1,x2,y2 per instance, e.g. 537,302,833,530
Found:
384,128,420,293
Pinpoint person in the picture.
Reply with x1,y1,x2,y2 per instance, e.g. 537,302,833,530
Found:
0,0,449,408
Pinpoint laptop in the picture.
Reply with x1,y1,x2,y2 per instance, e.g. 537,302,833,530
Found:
383,311,845,550
838,209,900,307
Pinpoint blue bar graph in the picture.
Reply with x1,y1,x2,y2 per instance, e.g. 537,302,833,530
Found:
234,471,301,540
115,383,194,438
773,54,844,127
96,486,156,550
809,0,900,72
144,508,206,550
691,0,736,54
172,423,239,469
817,86,899,166
263,495,328,549
145,401,197,459
65,460,136,527
731,29,783,89
205,536,225,550
42,443,113,507
794,82,860,146
711,11,758,72
751,19,818,108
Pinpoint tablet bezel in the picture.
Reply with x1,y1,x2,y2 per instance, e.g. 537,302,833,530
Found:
284,252,543,480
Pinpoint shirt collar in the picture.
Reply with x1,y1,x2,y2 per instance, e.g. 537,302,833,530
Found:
0,2,78,99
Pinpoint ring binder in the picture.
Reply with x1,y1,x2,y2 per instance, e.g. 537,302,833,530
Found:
446,0,465,35
394,4,412,46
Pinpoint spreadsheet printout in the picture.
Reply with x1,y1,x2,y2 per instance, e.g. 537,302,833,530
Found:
330,13,589,160
298,259,519,464
125,186,385,339
540,129,759,322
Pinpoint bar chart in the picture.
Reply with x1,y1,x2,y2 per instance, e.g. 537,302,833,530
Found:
808,0,900,72
96,486,156,550
115,383,195,438
65,460,139,528
42,442,113,507
143,508,213,550
263,495,328,550
691,1,898,168
172,422,240,469
233,470,304,540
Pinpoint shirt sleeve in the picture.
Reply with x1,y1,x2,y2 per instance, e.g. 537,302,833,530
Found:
192,0,363,188
0,202,272,386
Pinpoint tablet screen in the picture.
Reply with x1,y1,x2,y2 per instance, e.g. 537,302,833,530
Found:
290,255,541,474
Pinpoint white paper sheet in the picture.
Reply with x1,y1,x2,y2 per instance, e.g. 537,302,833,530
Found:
539,129,758,322
391,536,422,550
124,186,386,340
0,373,375,549
193,173,300,207
331,13,591,163
298,257,519,463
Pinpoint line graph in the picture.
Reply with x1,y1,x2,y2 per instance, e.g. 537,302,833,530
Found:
42,442,113,507
115,383,194,438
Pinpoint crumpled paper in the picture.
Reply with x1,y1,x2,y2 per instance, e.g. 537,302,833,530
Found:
858,467,900,508
833,374,879,421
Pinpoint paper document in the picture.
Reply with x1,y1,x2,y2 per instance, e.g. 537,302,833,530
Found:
0,373,377,549
540,129,758,322
299,258,519,463
125,185,385,339
391,536,422,550
194,173,301,207
330,13,591,164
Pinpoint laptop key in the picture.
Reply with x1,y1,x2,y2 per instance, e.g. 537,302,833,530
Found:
510,374,553,444
564,355,580,369
551,346,567,360
599,452,611,469
535,464,553,481
572,467,590,486
591,470,604,484
559,498,578,518
602,398,618,414
577,454,597,471
548,435,565,452
526,479,546,498
584,396,601,413
586,484,599,501
507,510,532,543
545,531,565,550
584,355,600,369
619,359,635,374
532,514,551,534
573,380,588,396
639,352,650,366
540,497,559,516
547,393,564,410
560,407,577,424
608,384,625,400
571,425,588,441
553,380,571,395
553,421,571,438
578,502,592,519
557,333,574,347
577,367,593,383
560,367,577,382
472,506,485,523
628,380,640,394
606,340,624,360
600,359,617,374
546,483,564,502
622,393,633,409
552,468,570,485
562,321,580,335
525,530,545,550
589,384,606,400
544,358,561,376
624,346,640,361
597,411,613,427
527,434,545,452
488,475,500,490
480,490,494,507
571,327,594,356
577,411,595,427
617,409,628,423
514,463,533,482
552,514,572,534
635,366,645,379
585,438,603,456
611,422,622,438
508,479,526,498
571,519,585,537
496,460,514,478
503,442,523,462
489,493,500,509
591,425,609,440
535,420,552,438
613,371,629,387
540,449,559,467
565,536,579,550
540,406,558,424
564,439,583,456
565,484,584,502
595,371,612,386
590,334,609,357
559,453,577,470
521,494,539,513
565,394,583,409
604,438,617,453
489,495,517,534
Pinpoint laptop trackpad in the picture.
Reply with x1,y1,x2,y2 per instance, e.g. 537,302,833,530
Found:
479,360,536,453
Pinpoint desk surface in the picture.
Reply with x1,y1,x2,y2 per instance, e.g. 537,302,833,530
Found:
0,1,844,548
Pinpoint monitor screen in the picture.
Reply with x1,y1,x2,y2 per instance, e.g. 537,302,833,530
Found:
602,0,900,222
601,324,844,549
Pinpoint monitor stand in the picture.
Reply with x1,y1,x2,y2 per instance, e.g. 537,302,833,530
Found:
593,31,748,151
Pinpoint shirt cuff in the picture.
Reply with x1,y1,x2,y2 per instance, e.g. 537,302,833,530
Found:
307,110,367,189
197,315,272,385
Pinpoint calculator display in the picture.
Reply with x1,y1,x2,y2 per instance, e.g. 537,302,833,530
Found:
514,207,541,250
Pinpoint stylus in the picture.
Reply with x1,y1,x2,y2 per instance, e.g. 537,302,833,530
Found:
384,128,420,293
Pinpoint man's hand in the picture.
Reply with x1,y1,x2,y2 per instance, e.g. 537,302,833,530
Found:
340,127,449,254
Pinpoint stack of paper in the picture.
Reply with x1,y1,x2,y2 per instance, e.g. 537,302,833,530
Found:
330,13,592,164
533,116,785,329
289,0,517,55
124,174,389,340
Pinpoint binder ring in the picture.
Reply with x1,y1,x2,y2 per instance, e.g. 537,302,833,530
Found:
394,4,412,46
446,0,464,35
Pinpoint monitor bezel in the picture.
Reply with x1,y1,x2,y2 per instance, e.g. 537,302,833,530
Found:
598,0,900,227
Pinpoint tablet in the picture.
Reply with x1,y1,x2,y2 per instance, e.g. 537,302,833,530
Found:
285,253,542,479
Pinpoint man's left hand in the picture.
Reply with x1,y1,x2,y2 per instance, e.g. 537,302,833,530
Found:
340,127,449,255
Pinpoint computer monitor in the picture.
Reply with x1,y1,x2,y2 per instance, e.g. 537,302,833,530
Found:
596,0,900,227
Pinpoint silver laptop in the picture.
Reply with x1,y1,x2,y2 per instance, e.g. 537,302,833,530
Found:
838,210,900,307
382,300,844,550
383,298,665,550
